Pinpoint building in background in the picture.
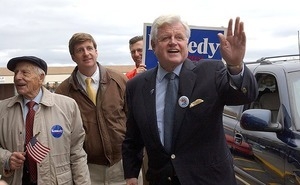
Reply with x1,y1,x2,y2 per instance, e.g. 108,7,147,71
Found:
0,65,134,100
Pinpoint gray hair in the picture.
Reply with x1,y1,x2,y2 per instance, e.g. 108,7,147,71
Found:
150,14,191,42
33,65,46,82
35,65,45,76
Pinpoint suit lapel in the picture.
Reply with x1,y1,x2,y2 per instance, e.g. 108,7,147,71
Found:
142,68,163,145
141,61,198,151
173,60,197,145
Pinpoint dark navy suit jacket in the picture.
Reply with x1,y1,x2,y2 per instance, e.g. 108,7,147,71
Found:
122,59,258,185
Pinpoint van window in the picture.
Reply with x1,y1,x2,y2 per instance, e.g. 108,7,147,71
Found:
251,73,280,122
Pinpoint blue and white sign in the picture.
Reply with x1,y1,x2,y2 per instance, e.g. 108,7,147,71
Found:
142,23,227,69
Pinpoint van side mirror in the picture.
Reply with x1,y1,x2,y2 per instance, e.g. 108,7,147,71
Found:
240,109,282,132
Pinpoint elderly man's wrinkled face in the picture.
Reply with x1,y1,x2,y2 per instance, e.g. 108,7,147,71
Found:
13,62,44,100
151,22,189,72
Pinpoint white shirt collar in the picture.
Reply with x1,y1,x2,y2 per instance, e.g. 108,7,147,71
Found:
76,67,100,86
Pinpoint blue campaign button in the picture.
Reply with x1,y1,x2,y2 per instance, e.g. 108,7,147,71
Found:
51,125,63,138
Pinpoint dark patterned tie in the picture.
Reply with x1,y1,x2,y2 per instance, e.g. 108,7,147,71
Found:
25,101,37,183
164,72,177,153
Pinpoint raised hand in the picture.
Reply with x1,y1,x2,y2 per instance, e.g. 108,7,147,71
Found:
218,17,246,67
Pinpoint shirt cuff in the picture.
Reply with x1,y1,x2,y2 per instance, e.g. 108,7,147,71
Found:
227,63,245,89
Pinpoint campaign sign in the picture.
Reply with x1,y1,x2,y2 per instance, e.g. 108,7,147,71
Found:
142,23,227,69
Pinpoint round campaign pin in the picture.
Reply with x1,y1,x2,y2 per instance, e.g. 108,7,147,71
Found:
178,96,189,108
51,125,63,138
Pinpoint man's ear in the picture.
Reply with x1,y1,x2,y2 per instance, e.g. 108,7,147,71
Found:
71,55,76,62
40,73,45,84
151,40,156,53
95,49,98,58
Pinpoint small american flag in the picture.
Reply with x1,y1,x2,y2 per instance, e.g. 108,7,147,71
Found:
26,132,50,164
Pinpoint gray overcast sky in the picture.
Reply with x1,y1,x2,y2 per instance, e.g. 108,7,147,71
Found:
0,0,299,67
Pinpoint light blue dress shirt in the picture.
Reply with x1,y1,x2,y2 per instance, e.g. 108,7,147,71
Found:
155,62,244,145
23,88,43,122
155,63,182,145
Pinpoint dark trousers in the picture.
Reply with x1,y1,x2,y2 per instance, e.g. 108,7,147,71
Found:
22,160,37,185
170,176,181,185
149,176,181,185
